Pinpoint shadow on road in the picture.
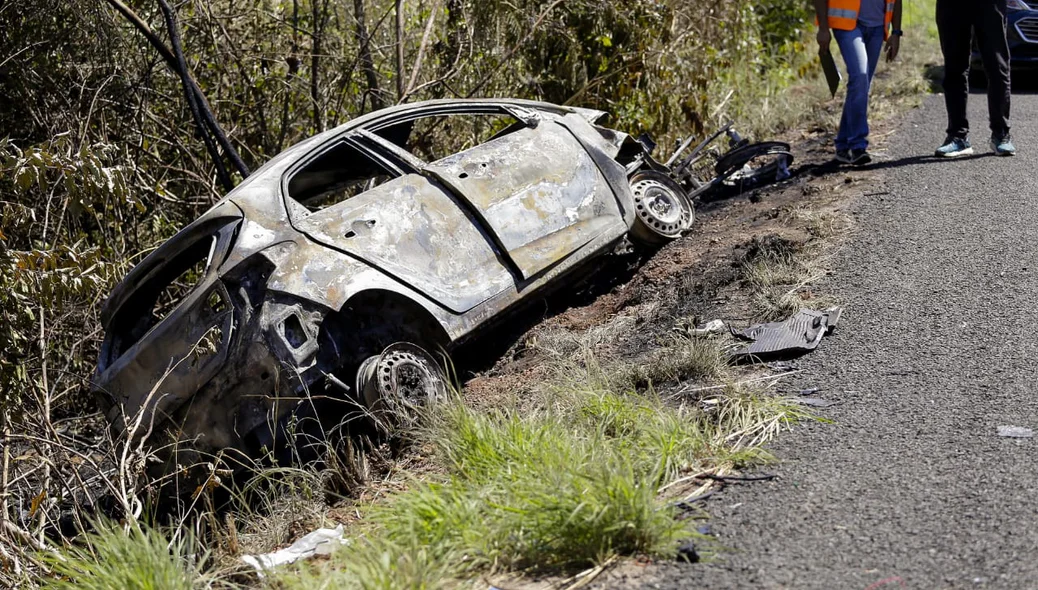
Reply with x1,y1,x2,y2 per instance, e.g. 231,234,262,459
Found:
801,152,996,178
862,151,996,171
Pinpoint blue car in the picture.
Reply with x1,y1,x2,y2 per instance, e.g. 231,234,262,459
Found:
972,0,1038,81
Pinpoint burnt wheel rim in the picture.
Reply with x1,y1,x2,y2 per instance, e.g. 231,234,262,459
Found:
359,343,446,416
632,178,687,236
376,348,442,403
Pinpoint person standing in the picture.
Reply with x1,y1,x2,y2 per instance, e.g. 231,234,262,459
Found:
815,0,903,166
934,0,1016,157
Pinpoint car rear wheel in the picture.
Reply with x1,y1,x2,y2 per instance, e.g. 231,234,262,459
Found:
628,171,694,246
355,342,448,433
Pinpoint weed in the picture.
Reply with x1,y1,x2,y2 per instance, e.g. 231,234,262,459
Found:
41,521,214,590
280,375,805,588
737,234,834,321
703,385,811,450
783,205,854,240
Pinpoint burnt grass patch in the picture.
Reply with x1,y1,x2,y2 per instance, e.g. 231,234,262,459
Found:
460,135,862,411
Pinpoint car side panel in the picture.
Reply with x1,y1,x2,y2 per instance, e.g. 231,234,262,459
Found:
425,120,625,280
294,173,516,314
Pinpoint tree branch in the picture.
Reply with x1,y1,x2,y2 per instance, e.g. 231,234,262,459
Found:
465,0,567,98
395,0,406,100
103,0,250,182
405,0,438,97
353,0,385,111
157,0,233,191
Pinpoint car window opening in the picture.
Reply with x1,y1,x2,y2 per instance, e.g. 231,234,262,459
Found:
374,114,523,163
107,235,217,364
288,140,396,212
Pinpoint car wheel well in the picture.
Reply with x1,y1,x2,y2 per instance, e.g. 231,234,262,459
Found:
317,290,450,370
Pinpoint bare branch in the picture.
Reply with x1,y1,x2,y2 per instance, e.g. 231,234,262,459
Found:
102,0,250,181
466,0,568,98
395,0,406,100
405,0,438,97
156,0,233,191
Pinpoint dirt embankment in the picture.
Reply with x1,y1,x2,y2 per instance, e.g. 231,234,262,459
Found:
458,130,887,413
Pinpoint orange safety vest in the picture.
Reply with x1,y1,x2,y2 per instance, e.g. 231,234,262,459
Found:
823,0,898,39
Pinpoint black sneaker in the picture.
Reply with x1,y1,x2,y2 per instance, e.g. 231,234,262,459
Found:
848,148,872,166
835,149,853,164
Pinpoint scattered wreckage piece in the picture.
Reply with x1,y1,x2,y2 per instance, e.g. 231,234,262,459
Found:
92,99,697,485
730,308,842,363
666,123,794,202
241,525,349,576
687,318,727,336
997,426,1034,439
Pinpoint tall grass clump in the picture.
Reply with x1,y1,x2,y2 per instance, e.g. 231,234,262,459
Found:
737,234,834,321
386,400,696,569
540,332,734,398
42,521,212,590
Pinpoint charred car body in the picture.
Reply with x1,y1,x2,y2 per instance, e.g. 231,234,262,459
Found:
94,99,694,472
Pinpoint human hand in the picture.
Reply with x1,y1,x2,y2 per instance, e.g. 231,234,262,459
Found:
886,35,901,62
817,28,832,53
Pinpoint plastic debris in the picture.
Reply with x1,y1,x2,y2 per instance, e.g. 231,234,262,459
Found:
797,397,837,408
242,525,350,576
997,426,1034,438
690,319,727,335
677,540,699,563
731,308,842,362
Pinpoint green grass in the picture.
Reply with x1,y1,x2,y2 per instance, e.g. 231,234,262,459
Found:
708,43,829,140
903,0,940,42
42,521,213,590
272,382,805,589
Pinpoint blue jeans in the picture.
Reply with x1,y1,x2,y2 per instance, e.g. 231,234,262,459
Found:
834,24,885,151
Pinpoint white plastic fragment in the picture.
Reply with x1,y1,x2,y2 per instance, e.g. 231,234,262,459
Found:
690,319,727,335
241,524,350,576
997,426,1034,438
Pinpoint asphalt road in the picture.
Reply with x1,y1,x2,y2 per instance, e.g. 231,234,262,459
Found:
684,90,1038,589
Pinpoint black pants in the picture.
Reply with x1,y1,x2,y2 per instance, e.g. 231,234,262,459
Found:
936,0,1012,139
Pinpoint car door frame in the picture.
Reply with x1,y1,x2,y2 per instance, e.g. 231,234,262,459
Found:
356,104,628,283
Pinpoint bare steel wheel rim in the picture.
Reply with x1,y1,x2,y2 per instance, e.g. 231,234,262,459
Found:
359,343,446,422
632,178,686,236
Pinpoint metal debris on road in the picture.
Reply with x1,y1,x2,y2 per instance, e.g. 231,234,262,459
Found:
797,397,838,408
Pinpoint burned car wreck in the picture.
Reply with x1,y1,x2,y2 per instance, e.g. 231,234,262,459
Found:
94,99,695,475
